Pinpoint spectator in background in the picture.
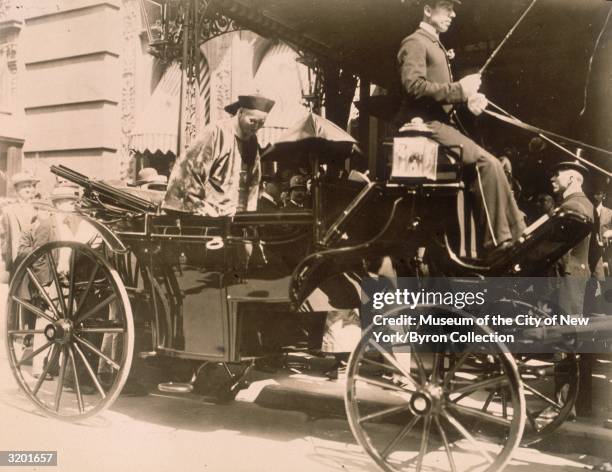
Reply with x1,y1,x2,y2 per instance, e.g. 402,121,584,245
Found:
258,175,281,212
535,193,555,219
0,172,40,282
134,167,168,192
285,175,309,210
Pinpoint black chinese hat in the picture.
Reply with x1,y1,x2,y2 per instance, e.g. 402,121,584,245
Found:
224,94,276,116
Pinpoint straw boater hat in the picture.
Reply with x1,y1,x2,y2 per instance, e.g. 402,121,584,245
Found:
49,185,80,202
224,94,276,116
135,167,167,186
11,171,40,187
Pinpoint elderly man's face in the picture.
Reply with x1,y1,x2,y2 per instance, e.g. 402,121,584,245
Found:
15,182,36,202
551,170,575,195
424,1,457,33
237,108,268,139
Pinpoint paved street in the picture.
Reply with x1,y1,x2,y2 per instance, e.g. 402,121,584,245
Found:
0,355,606,472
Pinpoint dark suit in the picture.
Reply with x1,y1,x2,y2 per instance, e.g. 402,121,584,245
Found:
396,28,525,250
555,192,593,315
589,204,612,280
257,194,279,212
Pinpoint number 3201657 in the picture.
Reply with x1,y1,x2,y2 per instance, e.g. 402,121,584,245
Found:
8,453,55,464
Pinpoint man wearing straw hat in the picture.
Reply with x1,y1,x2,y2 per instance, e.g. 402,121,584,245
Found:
0,171,40,281
163,94,275,217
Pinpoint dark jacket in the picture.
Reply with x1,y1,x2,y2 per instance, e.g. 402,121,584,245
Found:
557,191,593,277
395,28,465,126
257,194,279,213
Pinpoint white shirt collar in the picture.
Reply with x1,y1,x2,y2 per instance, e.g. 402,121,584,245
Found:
420,22,439,39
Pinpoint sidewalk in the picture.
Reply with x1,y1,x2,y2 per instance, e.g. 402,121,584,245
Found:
249,366,612,461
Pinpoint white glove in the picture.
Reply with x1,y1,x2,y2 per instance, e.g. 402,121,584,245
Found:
467,93,488,116
459,73,482,98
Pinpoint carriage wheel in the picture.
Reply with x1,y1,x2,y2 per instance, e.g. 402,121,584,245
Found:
5,241,134,421
345,306,525,472
486,300,579,444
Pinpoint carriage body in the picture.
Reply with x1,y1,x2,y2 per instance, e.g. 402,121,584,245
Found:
4,159,601,472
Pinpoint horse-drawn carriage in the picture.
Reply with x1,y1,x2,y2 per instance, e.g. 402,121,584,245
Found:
5,123,606,472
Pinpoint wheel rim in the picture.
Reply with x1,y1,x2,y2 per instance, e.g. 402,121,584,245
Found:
5,241,134,421
345,306,525,472
487,300,578,444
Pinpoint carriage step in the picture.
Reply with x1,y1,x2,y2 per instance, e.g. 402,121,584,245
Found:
158,382,193,393
138,351,158,359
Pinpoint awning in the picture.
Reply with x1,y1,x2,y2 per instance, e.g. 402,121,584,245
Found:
130,63,181,155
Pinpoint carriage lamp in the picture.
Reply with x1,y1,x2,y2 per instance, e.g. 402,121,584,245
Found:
389,121,439,182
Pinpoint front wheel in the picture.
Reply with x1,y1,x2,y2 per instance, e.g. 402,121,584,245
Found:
5,241,134,421
345,305,525,472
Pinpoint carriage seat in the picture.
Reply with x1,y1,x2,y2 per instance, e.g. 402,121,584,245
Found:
440,209,592,276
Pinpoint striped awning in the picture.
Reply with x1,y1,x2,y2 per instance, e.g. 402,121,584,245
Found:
130,63,181,155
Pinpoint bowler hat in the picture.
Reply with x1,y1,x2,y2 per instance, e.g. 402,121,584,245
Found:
11,171,39,187
289,175,307,190
224,94,276,116
135,167,167,186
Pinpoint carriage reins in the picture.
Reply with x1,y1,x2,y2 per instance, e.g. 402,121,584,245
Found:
475,0,612,179
483,101,612,179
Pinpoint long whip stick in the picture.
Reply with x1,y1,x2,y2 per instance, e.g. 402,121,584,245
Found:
484,101,612,178
479,0,539,74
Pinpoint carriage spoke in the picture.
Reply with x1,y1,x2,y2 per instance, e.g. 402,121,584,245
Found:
12,295,57,323
367,340,418,386
430,352,441,383
416,413,432,472
381,415,421,459
448,402,512,427
409,343,427,384
32,345,60,396
501,391,508,419
435,415,458,472
482,391,496,413
74,294,117,325
76,265,99,316
16,341,53,367
362,357,404,376
523,383,562,409
355,375,414,394
358,404,413,424
47,251,67,317
11,296,56,324
443,410,494,463
68,346,85,413
54,346,67,412
67,250,76,318
73,343,106,398
26,269,61,320
443,352,472,389
73,335,120,371
450,375,508,399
